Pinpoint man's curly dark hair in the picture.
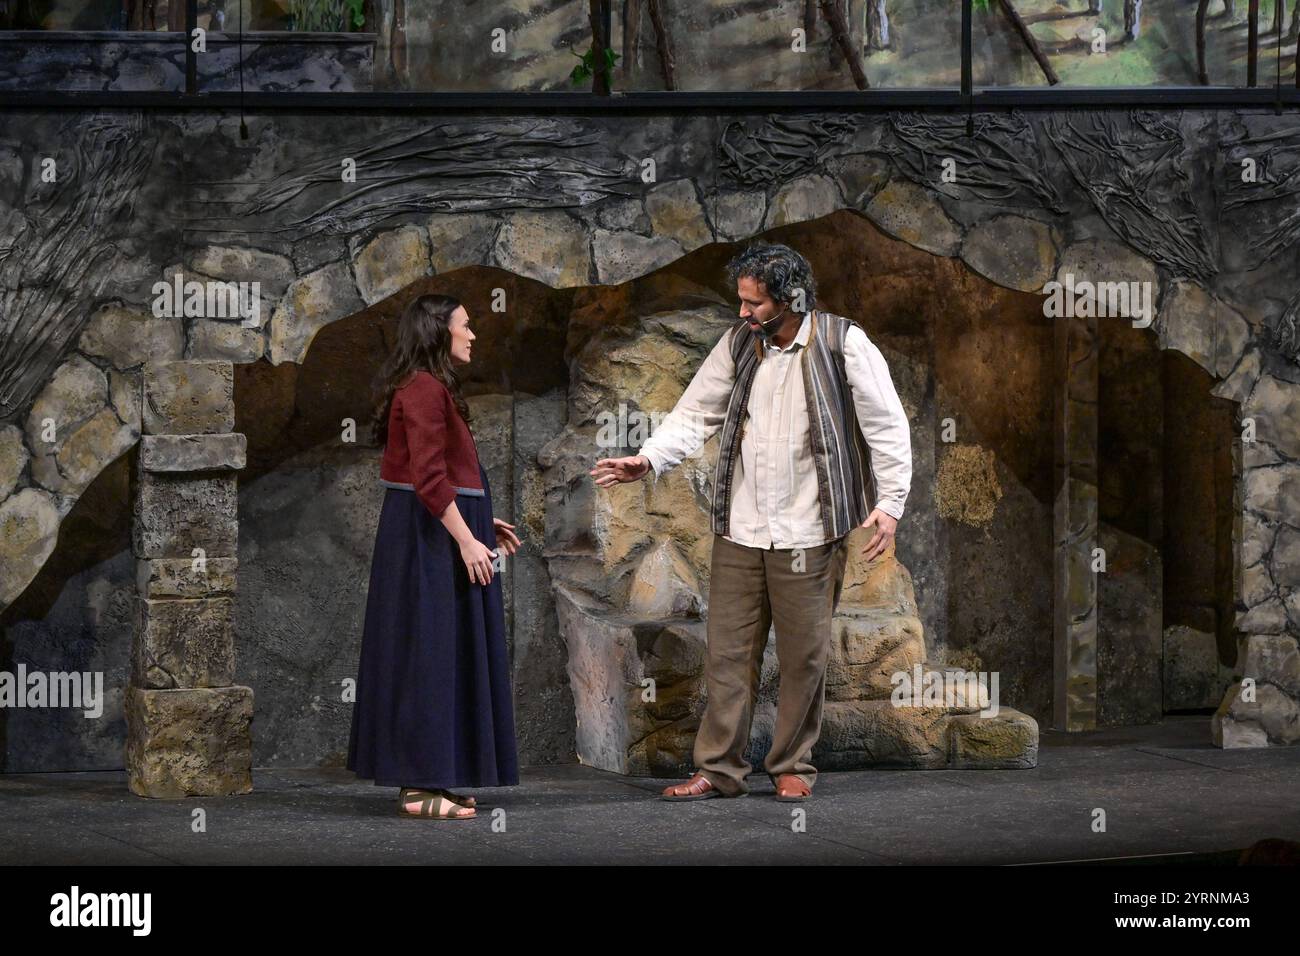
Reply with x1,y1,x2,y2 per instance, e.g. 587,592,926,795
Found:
726,241,818,312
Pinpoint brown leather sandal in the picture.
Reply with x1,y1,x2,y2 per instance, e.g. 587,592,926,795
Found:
774,774,812,801
397,787,476,819
661,771,743,801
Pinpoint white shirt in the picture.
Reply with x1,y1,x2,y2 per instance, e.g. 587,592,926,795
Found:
638,312,912,549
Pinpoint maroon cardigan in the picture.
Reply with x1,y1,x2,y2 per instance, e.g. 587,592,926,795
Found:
379,370,483,518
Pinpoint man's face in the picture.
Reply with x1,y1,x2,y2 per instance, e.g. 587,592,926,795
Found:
736,276,785,330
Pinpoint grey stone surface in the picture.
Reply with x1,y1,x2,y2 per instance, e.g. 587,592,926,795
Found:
137,556,239,600
1240,634,1300,698
510,389,576,767
1243,374,1300,462
140,434,247,473
711,190,766,242
78,303,185,370
32,406,136,501
132,594,236,690
1097,523,1163,727
594,198,651,235
24,353,137,502
0,423,27,500
1157,280,1218,374
351,224,432,305
142,361,235,435
645,179,713,251
0,487,61,607
427,213,500,274
493,210,591,288
186,319,267,363
270,261,366,366
764,173,842,229
109,369,141,431
24,353,108,457
187,244,296,301
132,470,238,560
1164,625,1232,711
1,520,135,773
1055,237,1159,293
126,684,254,798
592,229,684,285
864,179,963,257
1214,681,1300,747
828,153,891,209
961,214,1057,292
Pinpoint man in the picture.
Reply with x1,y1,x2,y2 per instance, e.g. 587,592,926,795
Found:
590,242,912,801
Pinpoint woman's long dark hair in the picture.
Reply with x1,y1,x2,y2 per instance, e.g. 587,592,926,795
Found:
370,293,472,448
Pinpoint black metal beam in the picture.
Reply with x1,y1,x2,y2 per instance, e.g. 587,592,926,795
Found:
962,0,973,133
0,88,1295,112
962,0,972,100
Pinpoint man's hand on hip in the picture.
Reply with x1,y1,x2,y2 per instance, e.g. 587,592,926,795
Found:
859,509,898,562
591,455,652,487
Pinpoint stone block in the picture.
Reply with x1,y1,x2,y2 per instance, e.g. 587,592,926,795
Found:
133,469,238,559
132,594,236,689
125,684,253,798
136,556,238,599
140,434,247,473
142,361,234,435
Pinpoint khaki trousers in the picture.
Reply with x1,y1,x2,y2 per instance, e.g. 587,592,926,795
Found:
693,533,849,796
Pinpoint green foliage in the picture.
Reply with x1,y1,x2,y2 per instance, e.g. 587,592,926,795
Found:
570,46,621,85
289,0,365,31
344,0,365,30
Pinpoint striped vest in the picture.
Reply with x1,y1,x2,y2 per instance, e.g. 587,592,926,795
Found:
711,309,875,542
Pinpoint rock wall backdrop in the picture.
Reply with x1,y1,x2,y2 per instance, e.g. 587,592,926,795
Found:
1,106,1298,784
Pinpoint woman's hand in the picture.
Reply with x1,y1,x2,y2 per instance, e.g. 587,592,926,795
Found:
493,518,522,556
458,537,498,585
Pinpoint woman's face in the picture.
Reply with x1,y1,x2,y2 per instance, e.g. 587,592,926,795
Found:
448,305,475,365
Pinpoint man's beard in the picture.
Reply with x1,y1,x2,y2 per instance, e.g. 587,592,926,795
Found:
752,305,788,339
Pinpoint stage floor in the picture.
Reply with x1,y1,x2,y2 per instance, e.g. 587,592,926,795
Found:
3,716,1297,865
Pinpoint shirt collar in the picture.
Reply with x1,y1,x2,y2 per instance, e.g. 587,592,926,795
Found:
763,311,812,353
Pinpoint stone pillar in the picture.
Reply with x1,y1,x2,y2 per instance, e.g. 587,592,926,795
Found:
1053,312,1099,732
1213,390,1300,746
125,360,253,797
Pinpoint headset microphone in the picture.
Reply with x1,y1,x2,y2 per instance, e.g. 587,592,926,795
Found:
752,304,789,339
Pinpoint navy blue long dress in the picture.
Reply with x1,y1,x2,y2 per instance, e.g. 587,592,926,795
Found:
346,459,520,790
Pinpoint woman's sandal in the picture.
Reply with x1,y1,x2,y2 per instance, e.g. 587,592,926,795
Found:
441,789,477,809
397,787,476,820
398,786,477,809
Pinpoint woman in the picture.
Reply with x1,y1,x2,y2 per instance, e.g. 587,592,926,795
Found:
347,293,522,819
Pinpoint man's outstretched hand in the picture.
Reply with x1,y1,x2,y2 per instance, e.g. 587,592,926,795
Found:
859,509,898,562
591,455,652,488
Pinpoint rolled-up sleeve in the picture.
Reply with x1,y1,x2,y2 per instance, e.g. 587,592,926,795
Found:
843,324,912,521
638,327,737,478
404,376,458,519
